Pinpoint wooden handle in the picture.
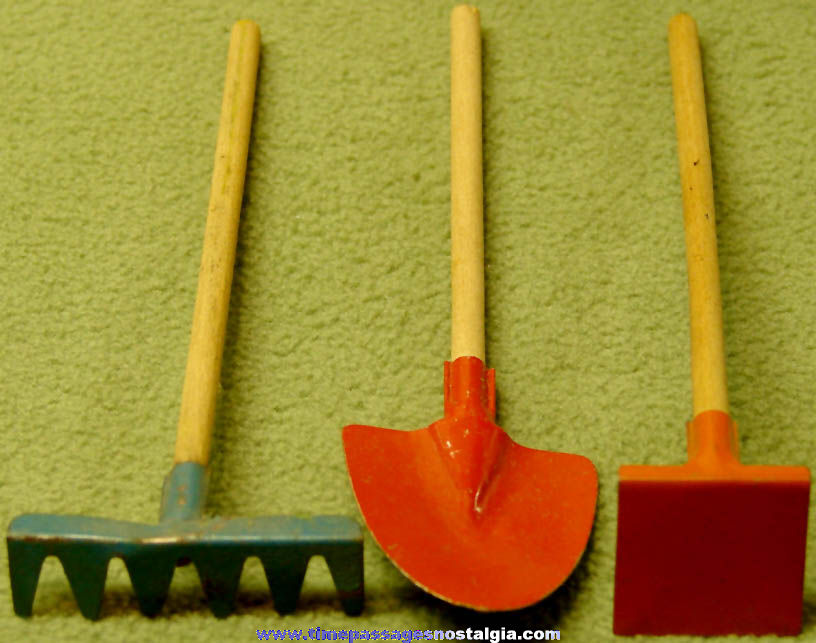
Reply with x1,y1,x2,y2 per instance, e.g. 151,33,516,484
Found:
450,5,485,362
174,20,260,464
669,14,728,416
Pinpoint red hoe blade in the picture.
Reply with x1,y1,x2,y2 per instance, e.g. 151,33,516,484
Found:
613,14,810,636
343,5,597,612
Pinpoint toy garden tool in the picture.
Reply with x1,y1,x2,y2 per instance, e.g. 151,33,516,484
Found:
342,5,597,612
613,14,810,636
7,20,363,620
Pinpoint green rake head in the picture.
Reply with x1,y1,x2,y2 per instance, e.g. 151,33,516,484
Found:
7,463,364,619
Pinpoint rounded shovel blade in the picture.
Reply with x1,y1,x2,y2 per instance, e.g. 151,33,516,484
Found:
343,423,597,611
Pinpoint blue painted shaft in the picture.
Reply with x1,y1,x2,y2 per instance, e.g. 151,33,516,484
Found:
159,462,208,522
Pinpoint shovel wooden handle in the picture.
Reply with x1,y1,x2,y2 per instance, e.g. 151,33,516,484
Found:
450,5,485,362
669,14,729,416
174,20,260,465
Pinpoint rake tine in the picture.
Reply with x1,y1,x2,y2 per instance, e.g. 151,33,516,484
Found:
7,540,47,617
325,546,364,616
194,555,245,618
59,549,109,620
125,553,177,617
261,550,309,614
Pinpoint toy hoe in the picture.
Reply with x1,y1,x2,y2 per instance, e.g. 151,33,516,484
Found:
342,5,598,612
613,14,810,636
7,21,363,620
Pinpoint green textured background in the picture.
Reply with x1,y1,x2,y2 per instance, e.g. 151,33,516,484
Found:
2,1,815,641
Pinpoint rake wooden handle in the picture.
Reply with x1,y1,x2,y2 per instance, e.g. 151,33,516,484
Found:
174,20,260,465
669,14,729,416
450,5,485,362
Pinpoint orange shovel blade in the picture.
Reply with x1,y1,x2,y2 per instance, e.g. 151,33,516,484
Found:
343,357,598,611
614,411,810,635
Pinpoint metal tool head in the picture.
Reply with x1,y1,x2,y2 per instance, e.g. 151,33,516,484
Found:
7,464,363,619
614,410,810,635
343,357,597,611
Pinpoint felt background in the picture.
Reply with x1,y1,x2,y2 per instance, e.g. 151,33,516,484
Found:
2,0,815,641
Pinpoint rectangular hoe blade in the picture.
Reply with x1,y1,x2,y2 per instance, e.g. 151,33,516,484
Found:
614,460,809,635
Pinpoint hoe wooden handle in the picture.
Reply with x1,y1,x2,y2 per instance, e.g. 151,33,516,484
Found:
174,20,261,465
669,14,728,416
450,5,485,362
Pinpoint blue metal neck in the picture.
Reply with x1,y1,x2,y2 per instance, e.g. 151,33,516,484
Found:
159,462,208,522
